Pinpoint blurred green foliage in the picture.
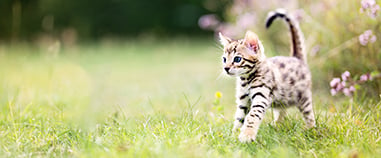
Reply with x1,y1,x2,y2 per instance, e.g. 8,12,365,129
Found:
0,0,229,41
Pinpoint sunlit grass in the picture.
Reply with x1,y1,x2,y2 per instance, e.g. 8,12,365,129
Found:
0,39,380,157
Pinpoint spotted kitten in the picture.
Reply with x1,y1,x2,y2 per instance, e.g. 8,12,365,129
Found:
219,9,315,143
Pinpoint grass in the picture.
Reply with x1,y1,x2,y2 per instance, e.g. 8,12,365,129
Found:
0,38,380,157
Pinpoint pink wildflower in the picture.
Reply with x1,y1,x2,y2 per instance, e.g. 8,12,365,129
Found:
330,78,341,88
198,14,220,30
360,0,379,18
360,74,370,81
349,86,356,92
369,4,380,18
216,24,239,39
361,0,376,9
359,30,377,46
370,35,377,43
335,82,344,91
341,71,350,81
343,88,352,96
236,13,256,30
330,89,337,96
341,81,346,87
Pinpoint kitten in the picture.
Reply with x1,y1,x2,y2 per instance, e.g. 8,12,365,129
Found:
219,9,315,143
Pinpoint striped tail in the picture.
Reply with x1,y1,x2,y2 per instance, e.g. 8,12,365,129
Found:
266,9,306,62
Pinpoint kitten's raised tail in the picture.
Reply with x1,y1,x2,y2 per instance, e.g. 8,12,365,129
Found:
266,9,306,62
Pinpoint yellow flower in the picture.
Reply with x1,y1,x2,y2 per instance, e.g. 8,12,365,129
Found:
329,105,336,113
215,91,223,99
355,120,362,126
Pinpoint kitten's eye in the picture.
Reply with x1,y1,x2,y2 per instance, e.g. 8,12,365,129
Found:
233,56,242,63
223,57,226,63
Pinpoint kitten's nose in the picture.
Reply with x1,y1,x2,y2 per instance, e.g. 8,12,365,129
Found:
224,67,230,73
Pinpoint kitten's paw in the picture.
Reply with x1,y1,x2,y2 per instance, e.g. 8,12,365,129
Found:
305,119,316,129
238,127,256,143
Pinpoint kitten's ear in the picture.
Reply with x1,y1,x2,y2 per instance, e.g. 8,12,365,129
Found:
244,31,259,52
219,32,232,46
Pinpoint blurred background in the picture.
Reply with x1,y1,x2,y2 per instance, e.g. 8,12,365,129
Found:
0,0,229,42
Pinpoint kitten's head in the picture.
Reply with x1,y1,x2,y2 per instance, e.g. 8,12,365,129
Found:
219,31,265,76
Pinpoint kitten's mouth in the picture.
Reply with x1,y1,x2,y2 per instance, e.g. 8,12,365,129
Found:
224,68,241,76
225,71,237,76
224,68,233,75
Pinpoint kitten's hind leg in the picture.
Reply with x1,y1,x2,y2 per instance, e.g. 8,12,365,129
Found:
297,91,315,128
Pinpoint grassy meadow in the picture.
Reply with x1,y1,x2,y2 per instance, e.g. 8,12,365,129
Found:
0,38,380,157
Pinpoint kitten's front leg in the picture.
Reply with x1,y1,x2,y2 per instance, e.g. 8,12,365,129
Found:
232,83,251,132
232,92,250,132
239,87,270,143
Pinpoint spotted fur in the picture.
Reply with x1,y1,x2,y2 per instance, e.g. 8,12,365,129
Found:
219,9,315,143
